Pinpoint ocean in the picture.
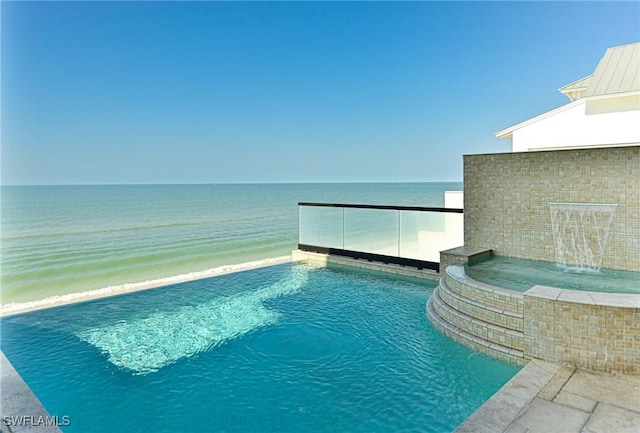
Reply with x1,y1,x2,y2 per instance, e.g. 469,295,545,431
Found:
1,183,461,307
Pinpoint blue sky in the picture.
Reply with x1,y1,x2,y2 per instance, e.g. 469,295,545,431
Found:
2,1,639,185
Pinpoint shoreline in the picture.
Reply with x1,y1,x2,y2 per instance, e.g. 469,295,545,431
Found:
0,255,293,318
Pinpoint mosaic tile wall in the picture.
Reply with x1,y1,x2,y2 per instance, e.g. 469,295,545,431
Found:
523,286,640,374
464,146,639,272
431,262,639,373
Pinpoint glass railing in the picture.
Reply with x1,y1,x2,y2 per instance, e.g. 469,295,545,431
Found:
298,203,464,271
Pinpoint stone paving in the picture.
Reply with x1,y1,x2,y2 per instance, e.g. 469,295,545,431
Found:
1,352,62,433
455,359,640,433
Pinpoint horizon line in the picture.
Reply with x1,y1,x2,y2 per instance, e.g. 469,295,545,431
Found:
1,180,464,187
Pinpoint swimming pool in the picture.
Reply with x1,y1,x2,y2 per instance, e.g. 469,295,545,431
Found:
1,263,519,433
465,256,640,294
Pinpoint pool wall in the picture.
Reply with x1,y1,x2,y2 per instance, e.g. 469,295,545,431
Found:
463,146,639,272
524,285,639,373
291,249,441,281
427,262,640,373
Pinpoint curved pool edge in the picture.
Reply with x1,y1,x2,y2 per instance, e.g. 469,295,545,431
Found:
427,265,526,366
428,265,640,374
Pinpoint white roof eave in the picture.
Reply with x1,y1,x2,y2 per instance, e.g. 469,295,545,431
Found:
558,74,593,94
494,99,585,139
583,89,640,101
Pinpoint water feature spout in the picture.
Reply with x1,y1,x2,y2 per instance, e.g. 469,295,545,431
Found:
549,203,618,271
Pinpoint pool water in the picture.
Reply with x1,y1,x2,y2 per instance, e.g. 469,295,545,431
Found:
465,256,640,294
1,263,520,433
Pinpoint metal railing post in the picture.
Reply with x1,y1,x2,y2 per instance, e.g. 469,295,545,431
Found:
397,209,401,258
342,207,345,250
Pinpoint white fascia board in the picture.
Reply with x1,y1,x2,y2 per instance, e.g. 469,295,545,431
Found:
526,142,640,152
494,99,585,139
583,89,640,102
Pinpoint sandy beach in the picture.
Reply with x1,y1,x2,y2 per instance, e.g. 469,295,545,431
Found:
0,255,292,317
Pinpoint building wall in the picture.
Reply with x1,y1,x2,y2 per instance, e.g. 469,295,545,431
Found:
464,146,639,272
586,94,640,115
511,99,640,152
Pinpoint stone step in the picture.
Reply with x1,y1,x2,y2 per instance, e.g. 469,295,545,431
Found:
426,294,525,365
430,286,525,353
439,275,524,332
444,265,524,316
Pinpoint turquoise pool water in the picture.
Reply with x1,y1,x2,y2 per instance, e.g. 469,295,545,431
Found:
465,256,640,294
1,263,519,433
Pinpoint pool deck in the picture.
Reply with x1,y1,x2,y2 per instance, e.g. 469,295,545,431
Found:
1,352,63,433
455,359,640,433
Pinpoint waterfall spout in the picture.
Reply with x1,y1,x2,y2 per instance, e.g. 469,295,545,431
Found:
549,203,618,271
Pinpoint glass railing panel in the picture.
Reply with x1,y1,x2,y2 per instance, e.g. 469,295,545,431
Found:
343,208,398,256
298,206,344,249
400,210,464,262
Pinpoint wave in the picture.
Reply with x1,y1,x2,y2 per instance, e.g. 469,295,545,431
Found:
2,214,291,243
2,226,294,270
0,221,214,242
0,256,293,317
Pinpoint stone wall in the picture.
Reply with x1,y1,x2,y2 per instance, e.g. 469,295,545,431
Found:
464,146,639,272
524,285,640,373
428,263,640,374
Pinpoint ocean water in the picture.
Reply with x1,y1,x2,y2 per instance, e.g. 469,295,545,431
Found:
1,183,461,305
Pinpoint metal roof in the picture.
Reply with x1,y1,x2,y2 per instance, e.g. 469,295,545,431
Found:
560,75,593,92
496,42,639,141
558,75,593,101
585,42,640,97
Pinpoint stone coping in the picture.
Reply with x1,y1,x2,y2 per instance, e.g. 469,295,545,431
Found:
450,265,640,309
447,265,524,301
440,246,492,262
455,359,640,433
1,352,63,433
526,285,640,308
